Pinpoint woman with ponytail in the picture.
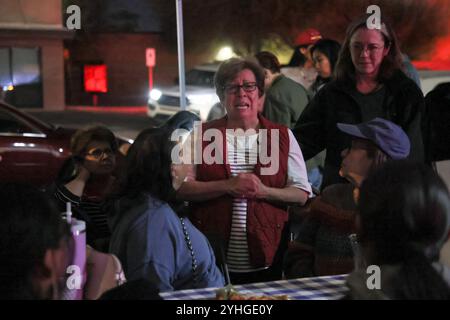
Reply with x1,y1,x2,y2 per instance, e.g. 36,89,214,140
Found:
347,160,450,299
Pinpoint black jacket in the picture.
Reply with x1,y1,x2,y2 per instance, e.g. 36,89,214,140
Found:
424,82,450,162
293,70,425,189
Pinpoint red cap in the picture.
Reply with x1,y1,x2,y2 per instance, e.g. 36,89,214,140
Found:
295,28,322,46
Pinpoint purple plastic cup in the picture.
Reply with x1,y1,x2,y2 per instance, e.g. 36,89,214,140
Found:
61,204,87,300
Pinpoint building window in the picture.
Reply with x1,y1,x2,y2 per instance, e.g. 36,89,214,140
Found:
0,47,43,108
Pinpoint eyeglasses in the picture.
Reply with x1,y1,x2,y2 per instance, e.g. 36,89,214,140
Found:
350,43,384,54
85,148,114,159
223,82,258,94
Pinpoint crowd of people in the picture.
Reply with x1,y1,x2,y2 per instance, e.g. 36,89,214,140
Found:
1,14,450,300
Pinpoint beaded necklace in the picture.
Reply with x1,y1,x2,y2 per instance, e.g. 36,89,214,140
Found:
179,217,198,284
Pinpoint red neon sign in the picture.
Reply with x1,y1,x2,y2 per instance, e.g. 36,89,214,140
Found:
84,65,108,93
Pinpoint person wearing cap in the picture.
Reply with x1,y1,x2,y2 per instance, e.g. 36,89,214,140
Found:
281,28,322,91
284,118,410,279
293,16,425,191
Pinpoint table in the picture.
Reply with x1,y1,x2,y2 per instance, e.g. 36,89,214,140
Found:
160,274,348,300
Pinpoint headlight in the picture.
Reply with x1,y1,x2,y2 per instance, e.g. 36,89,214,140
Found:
150,89,162,101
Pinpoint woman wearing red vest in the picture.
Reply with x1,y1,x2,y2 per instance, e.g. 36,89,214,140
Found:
175,58,312,284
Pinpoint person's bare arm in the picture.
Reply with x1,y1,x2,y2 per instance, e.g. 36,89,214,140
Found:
257,185,309,206
242,173,308,205
175,165,259,202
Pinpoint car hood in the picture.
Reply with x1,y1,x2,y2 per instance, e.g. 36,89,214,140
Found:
156,85,216,97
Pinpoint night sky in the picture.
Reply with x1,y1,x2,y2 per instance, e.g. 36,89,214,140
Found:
105,0,162,32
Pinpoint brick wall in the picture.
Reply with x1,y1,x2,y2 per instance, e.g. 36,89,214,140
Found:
66,32,214,106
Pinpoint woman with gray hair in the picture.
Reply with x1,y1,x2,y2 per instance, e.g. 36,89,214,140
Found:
175,58,311,284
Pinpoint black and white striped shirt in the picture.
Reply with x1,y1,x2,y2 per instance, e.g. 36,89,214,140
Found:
54,184,111,239
226,132,266,272
225,130,312,272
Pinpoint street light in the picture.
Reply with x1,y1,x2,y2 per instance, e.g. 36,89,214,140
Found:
176,0,186,111
216,47,235,61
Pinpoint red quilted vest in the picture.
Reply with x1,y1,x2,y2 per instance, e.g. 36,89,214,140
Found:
190,114,289,267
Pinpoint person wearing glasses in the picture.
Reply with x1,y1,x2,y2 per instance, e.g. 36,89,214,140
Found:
53,126,119,252
175,58,312,284
284,118,411,279
293,15,425,191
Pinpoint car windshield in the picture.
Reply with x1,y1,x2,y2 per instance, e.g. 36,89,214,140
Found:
185,69,215,87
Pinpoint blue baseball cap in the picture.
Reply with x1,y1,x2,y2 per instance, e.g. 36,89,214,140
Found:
337,117,410,160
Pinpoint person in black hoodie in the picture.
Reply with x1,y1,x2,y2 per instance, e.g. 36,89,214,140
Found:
424,82,450,163
293,15,425,190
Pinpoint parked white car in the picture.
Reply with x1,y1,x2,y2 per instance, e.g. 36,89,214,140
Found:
148,64,220,121
419,70,450,96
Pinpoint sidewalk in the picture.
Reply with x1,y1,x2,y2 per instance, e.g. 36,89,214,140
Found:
66,105,148,114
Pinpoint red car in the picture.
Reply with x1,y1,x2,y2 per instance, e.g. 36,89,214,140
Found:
0,101,128,188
